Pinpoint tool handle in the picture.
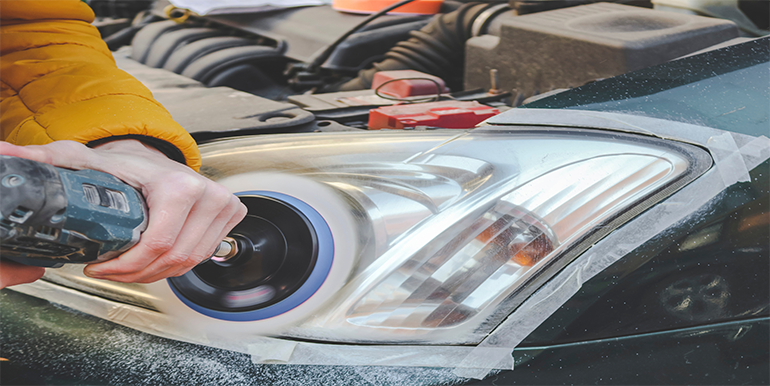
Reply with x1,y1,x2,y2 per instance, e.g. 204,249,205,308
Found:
0,155,147,267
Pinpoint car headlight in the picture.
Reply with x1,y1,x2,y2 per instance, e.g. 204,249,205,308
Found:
155,127,710,344
34,127,710,344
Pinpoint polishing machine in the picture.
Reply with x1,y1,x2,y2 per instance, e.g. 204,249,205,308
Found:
0,155,354,330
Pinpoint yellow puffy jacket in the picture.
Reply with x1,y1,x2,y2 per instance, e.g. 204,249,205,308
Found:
0,0,201,171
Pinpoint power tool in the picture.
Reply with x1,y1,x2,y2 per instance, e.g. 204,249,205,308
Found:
0,155,236,268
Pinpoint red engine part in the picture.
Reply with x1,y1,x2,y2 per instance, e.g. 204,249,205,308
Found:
368,101,500,130
371,70,449,98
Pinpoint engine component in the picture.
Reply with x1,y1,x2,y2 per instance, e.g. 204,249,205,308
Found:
162,36,255,73
368,100,499,129
288,88,508,129
201,7,426,65
114,50,317,140
202,5,431,71
143,27,224,68
509,0,589,15
102,13,163,52
129,19,290,97
335,2,501,92
128,4,433,96
131,20,187,63
372,70,449,98
289,0,433,89
464,2,739,104
333,0,445,15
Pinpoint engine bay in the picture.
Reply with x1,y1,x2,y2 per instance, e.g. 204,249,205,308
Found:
94,0,767,138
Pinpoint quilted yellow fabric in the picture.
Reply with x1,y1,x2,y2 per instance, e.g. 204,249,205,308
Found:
0,0,201,171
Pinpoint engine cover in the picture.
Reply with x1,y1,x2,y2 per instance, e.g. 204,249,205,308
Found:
464,2,739,104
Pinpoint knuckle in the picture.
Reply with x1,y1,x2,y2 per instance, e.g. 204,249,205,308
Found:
164,252,193,267
162,173,207,203
208,184,236,209
231,197,248,219
143,236,175,254
177,173,207,193
210,182,232,198
165,251,208,272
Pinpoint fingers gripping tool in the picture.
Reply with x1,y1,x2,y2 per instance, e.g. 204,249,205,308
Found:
0,155,235,268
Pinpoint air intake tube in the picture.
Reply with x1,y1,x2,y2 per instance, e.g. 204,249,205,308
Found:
333,2,510,92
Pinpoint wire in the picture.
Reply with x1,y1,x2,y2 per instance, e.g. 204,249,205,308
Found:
373,77,444,103
306,0,419,72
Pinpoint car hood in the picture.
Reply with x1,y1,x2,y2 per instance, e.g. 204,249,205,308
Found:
520,37,769,138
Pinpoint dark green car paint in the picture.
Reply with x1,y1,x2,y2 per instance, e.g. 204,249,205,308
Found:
523,37,770,138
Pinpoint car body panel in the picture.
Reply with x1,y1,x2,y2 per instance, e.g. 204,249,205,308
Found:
521,37,770,137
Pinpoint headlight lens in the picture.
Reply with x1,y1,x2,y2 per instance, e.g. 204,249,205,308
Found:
39,127,710,344
192,127,709,344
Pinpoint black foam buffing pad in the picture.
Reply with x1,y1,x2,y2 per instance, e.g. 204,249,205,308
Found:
169,195,318,312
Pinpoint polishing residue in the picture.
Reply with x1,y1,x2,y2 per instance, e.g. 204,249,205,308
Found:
0,290,473,386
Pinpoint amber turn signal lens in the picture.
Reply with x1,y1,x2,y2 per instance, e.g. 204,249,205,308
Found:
510,233,554,267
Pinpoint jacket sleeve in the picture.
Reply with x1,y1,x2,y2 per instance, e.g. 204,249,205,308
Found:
0,0,202,171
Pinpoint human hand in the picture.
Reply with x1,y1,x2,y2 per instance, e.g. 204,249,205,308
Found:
0,260,45,289
0,140,247,283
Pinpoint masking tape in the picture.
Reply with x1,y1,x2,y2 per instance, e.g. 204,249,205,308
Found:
708,131,752,186
245,339,517,370
11,280,512,370
11,280,211,345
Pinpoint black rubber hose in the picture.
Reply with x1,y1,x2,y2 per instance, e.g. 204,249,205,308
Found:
103,14,162,51
332,2,497,92
306,0,420,72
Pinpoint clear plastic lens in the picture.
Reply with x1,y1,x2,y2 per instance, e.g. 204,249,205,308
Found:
199,129,706,343
337,149,687,335
348,201,555,329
